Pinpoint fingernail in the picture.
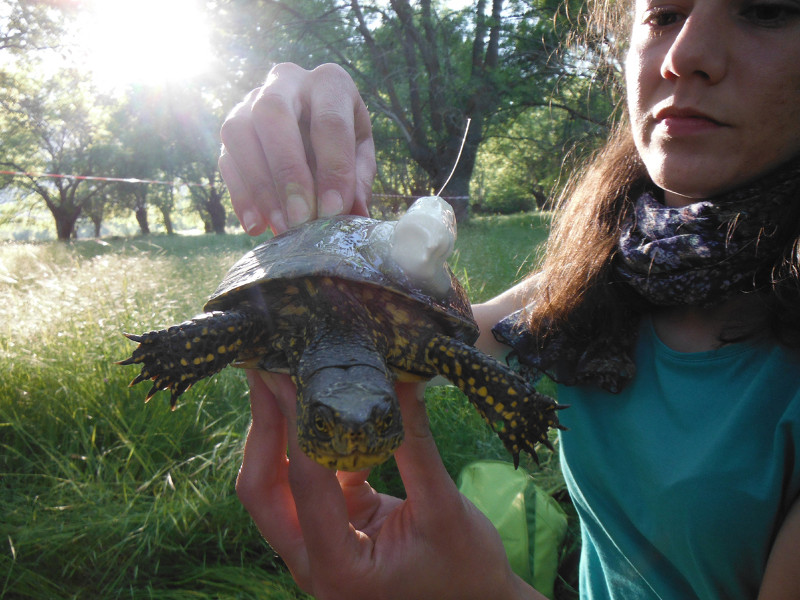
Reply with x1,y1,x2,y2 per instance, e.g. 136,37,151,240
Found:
286,194,311,227
241,209,262,235
319,190,344,218
269,209,288,234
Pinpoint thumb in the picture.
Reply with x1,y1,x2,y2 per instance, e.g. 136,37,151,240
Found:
393,383,461,507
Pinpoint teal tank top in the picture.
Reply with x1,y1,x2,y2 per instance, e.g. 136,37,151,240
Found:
558,319,800,599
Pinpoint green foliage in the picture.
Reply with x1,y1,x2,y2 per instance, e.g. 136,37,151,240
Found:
453,212,551,301
2,0,619,238
0,0,71,56
0,68,117,240
0,215,576,599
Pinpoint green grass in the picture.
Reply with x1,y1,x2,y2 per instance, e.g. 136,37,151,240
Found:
0,213,578,599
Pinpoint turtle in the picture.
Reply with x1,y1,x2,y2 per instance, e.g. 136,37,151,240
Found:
119,211,565,471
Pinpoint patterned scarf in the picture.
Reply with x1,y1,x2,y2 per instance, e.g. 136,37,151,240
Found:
493,155,800,393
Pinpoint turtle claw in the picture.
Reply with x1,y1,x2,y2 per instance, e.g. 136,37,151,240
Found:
145,384,162,403
129,373,149,387
539,436,555,453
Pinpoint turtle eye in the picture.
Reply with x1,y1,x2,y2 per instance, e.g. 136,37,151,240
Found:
308,405,334,439
314,415,327,432
376,410,393,435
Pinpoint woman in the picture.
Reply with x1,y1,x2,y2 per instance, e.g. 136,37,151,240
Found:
217,0,800,597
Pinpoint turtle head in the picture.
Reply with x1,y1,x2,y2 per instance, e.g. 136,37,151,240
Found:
296,365,404,471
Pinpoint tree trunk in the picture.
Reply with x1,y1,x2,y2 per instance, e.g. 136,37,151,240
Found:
439,175,470,224
207,188,227,234
135,204,150,235
160,207,175,235
53,207,81,242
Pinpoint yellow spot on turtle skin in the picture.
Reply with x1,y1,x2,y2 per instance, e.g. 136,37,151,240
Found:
304,279,318,294
180,359,189,367
392,309,411,326
227,326,237,333
193,357,203,366
282,304,309,317
477,386,488,397
201,327,209,336
217,345,227,354
442,364,450,375
206,353,215,362
185,341,192,350
467,377,476,387
507,387,518,396
455,363,462,377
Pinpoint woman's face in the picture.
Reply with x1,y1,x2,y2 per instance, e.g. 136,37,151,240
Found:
626,0,800,206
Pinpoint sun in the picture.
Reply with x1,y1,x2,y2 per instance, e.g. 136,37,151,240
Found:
76,0,214,90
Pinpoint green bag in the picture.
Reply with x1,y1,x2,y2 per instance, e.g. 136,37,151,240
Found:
457,460,568,600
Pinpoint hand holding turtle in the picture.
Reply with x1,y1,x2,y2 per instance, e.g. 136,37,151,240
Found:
238,372,546,600
219,63,376,235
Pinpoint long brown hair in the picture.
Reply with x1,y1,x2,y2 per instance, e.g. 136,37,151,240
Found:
525,118,649,343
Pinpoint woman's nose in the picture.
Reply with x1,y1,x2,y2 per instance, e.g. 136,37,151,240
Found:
660,10,729,84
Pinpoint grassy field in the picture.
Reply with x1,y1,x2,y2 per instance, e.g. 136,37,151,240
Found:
0,212,578,599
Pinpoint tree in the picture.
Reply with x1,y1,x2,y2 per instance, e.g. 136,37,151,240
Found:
168,87,230,234
0,69,114,240
220,0,616,222
0,0,69,54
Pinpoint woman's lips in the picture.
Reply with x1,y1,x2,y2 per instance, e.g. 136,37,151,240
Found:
654,106,727,136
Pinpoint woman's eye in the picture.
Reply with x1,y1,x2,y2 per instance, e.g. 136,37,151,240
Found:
643,7,685,27
741,2,800,25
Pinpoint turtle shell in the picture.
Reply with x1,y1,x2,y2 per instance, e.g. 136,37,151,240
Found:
204,215,478,345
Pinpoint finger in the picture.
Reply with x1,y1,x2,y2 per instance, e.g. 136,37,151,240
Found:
353,131,376,216
304,64,373,218
219,90,285,234
259,371,301,419
218,150,273,235
337,469,377,522
237,371,309,576
393,383,461,508
251,64,317,229
286,407,369,574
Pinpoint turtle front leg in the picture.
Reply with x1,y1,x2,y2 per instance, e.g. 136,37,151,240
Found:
425,335,566,468
119,309,271,407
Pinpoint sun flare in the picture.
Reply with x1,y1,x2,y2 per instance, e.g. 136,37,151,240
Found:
77,0,214,90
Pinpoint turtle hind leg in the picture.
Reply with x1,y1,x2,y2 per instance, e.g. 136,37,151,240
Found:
424,334,566,468
118,309,270,408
